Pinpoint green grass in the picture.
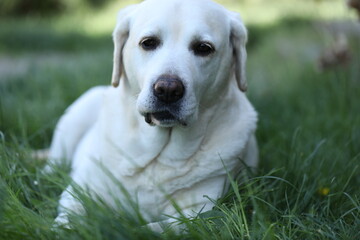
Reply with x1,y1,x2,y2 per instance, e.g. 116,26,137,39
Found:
1,1,360,239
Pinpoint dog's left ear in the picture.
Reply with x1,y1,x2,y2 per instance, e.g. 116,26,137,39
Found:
111,5,137,88
230,12,248,92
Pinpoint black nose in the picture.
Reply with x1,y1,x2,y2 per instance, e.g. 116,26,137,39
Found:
153,75,185,103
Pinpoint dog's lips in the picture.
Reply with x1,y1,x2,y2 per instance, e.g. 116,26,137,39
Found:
145,113,153,124
144,111,187,127
145,111,176,123
152,111,176,121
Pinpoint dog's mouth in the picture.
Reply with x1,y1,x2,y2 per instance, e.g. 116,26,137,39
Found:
144,111,187,127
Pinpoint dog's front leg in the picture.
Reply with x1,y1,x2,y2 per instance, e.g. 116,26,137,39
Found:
54,186,85,228
44,86,107,173
145,201,215,233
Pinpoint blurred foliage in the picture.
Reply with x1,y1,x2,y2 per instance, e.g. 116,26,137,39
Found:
0,0,115,17
0,24,112,53
246,16,312,50
0,0,64,16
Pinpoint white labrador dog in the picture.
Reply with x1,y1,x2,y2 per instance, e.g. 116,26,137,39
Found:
46,0,258,231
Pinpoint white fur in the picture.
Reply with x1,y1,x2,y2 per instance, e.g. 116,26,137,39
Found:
46,0,258,231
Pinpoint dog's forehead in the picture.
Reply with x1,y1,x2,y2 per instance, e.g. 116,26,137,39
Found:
131,0,230,38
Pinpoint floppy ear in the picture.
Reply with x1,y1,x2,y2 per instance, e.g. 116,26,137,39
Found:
111,5,137,88
230,13,248,92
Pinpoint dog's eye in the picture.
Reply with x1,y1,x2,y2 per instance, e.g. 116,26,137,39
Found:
192,42,215,57
140,37,160,51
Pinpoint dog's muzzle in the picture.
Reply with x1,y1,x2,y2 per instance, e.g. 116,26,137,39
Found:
144,75,186,127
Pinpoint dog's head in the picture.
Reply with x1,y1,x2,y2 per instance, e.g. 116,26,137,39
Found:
111,0,248,127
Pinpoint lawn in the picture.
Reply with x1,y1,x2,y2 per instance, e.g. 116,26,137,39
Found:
0,0,359,239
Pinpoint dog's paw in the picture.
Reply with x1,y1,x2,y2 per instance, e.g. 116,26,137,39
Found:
146,222,164,232
145,220,185,234
42,164,55,174
53,213,71,229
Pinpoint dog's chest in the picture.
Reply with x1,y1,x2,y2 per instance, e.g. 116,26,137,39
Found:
114,156,211,212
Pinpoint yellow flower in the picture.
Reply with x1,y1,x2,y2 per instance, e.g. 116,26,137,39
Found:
318,187,330,196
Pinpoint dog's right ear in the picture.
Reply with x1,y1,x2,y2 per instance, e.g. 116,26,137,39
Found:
111,5,137,88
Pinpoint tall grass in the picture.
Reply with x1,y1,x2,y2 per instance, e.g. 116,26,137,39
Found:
0,5,359,239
